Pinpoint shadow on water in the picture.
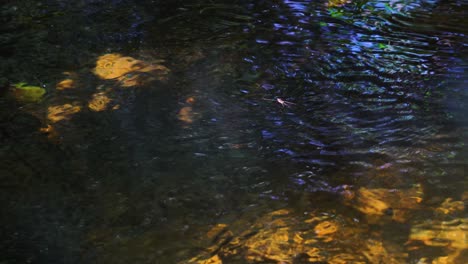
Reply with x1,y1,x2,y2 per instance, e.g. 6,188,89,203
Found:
1,0,467,263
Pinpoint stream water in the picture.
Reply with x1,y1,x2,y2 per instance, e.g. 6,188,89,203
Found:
1,0,467,263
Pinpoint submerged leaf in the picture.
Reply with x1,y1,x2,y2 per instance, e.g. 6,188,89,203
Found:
10,82,46,102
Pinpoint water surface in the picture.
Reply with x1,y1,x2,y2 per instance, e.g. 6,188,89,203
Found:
1,0,467,263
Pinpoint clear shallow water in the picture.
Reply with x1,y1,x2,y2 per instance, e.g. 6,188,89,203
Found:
1,0,467,263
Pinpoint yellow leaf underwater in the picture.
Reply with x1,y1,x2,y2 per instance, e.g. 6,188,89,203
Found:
10,82,46,102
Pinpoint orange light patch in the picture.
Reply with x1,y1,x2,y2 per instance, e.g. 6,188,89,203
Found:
56,79,75,90
177,106,194,124
408,219,468,249
435,198,465,215
186,97,196,104
93,53,170,87
88,92,112,112
47,104,81,123
314,221,339,237
344,186,423,223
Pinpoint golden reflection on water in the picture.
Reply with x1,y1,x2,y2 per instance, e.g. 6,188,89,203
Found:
177,97,201,125
435,198,465,216
93,53,170,87
409,218,467,249
47,103,81,123
38,52,171,141
408,217,467,264
56,78,75,90
177,106,195,124
56,72,78,90
343,185,423,223
183,183,467,264
88,91,113,112
186,209,373,264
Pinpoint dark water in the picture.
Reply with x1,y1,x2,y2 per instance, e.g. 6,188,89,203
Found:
1,0,467,263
